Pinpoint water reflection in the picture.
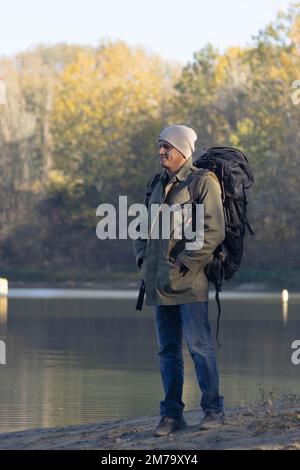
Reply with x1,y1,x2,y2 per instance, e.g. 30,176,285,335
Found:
0,294,299,433
282,300,289,327
0,297,8,325
281,289,289,327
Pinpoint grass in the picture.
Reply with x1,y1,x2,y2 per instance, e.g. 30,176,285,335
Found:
245,384,300,435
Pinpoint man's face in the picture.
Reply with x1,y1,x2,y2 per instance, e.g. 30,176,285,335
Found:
158,140,186,173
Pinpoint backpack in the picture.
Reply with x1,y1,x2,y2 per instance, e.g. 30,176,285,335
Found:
192,147,254,346
192,146,254,280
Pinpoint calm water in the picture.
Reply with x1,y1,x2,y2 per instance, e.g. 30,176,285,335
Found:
0,290,299,433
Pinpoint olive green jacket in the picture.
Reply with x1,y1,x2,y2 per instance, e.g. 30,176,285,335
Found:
133,157,225,305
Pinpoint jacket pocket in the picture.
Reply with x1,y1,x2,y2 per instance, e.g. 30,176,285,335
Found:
157,259,191,296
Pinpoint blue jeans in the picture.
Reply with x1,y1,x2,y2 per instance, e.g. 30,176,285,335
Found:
155,302,224,420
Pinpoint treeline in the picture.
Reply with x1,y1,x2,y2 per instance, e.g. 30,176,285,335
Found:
0,5,299,285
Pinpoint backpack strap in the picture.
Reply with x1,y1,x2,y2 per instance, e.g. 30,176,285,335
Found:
187,168,220,204
136,175,160,313
145,173,160,206
188,167,224,348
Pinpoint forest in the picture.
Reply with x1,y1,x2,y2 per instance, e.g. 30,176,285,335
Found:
0,4,299,286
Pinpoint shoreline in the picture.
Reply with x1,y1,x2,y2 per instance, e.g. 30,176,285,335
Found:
4,279,300,295
5,283,300,300
6,287,300,300
0,399,299,450
5,282,280,290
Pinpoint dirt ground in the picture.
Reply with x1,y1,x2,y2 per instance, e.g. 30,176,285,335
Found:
0,397,299,450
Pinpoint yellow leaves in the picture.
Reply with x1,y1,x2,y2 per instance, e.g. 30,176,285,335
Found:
50,41,176,177
215,46,247,87
44,170,87,199
54,40,170,124
229,118,255,148
30,180,43,194
229,133,240,148
288,10,300,46
46,170,69,191
237,118,255,136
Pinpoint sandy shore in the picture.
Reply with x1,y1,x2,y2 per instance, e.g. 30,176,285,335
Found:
0,398,299,450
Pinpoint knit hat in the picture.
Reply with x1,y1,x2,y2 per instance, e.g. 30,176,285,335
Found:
158,124,197,159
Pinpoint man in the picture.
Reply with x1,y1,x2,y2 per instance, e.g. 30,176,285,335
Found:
134,124,225,437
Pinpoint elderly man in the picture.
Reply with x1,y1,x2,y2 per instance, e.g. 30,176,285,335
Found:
134,124,225,436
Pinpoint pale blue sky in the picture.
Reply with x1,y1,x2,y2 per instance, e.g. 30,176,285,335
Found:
0,0,294,63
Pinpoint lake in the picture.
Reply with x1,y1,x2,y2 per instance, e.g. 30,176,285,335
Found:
0,289,299,433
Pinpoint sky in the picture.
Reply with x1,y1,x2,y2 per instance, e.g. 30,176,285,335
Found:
0,0,294,63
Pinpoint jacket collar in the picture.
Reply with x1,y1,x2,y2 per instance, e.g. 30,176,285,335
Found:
160,157,193,185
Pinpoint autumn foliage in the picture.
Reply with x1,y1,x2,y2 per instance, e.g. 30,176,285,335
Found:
0,5,299,283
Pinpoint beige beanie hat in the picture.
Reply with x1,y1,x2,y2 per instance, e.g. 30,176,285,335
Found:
158,124,197,159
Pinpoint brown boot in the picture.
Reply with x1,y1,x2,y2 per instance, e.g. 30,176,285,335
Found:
200,411,226,430
153,416,187,437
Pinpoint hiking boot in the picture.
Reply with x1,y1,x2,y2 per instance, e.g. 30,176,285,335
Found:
199,410,226,430
153,416,187,437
